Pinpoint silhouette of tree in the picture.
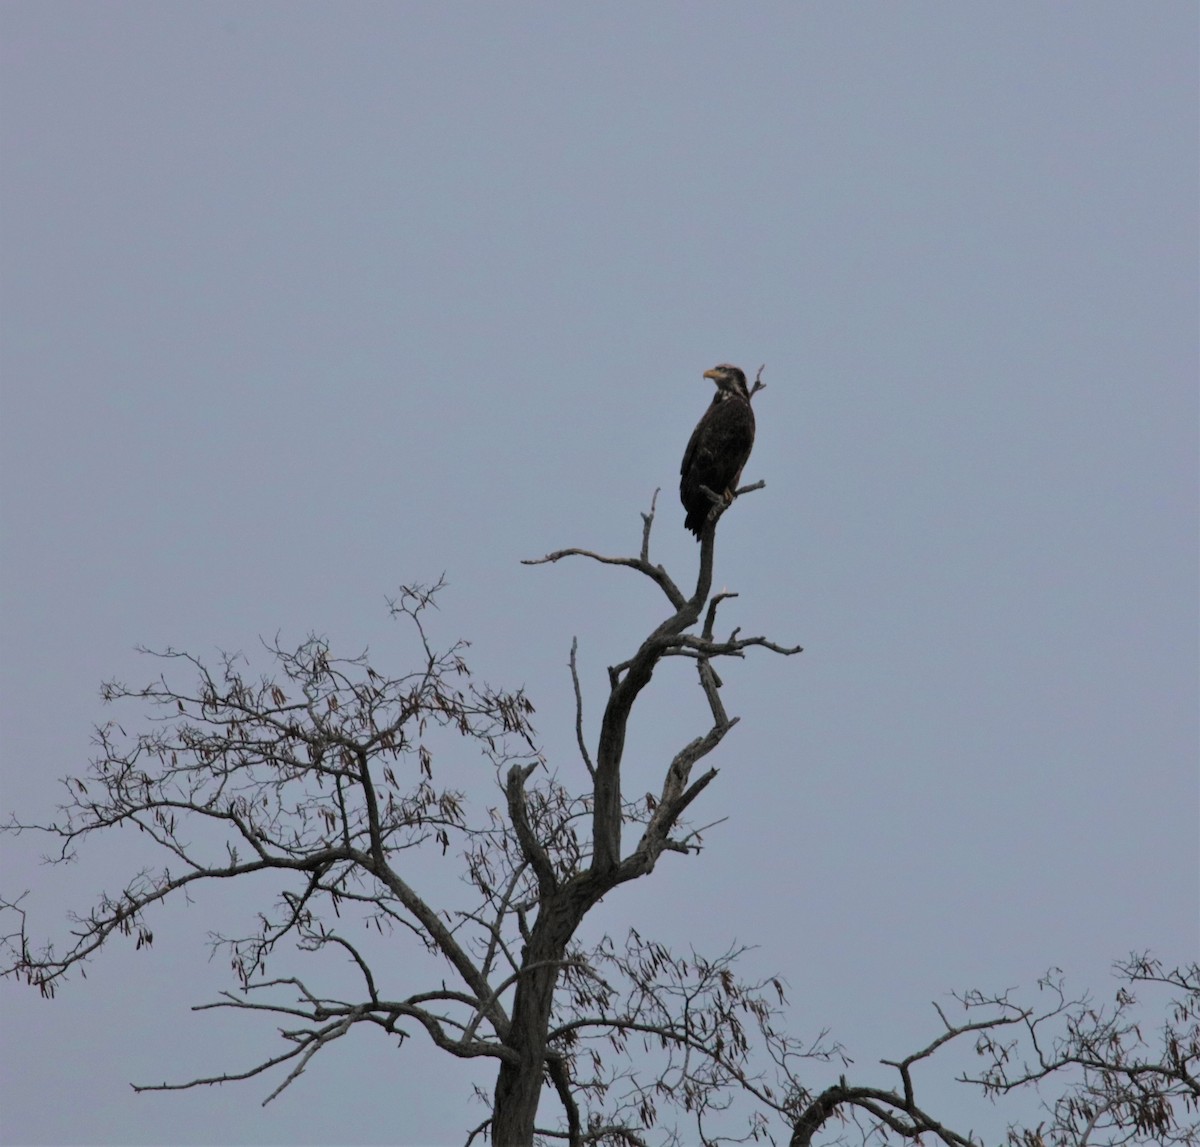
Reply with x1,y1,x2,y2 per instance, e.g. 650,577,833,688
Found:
3,492,1195,1146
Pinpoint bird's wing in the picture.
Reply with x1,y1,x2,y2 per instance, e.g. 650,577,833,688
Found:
680,396,719,478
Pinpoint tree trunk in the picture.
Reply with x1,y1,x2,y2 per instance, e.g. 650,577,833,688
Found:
490,962,556,1145
490,893,578,1145
490,879,610,1144
491,1047,545,1147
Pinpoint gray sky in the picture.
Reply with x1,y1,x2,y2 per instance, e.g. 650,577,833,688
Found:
1,3,1196,1145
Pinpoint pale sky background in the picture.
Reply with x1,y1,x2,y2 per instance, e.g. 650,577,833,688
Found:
0,4,1196,1145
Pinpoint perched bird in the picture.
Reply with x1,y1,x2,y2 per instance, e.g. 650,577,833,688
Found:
679,364,756,538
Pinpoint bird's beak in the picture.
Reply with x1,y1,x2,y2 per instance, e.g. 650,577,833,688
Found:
702,369,720,381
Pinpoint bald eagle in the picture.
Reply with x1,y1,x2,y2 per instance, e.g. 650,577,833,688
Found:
679,364,756,538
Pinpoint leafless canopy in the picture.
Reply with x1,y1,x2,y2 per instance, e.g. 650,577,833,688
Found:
1,486,799,1143
2,485,1195,1147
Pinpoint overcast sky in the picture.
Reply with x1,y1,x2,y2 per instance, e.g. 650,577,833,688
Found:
1,4,1196,1145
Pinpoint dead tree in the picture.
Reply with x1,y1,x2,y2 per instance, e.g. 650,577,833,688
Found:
1,488,800,1146
5,487,1194,1147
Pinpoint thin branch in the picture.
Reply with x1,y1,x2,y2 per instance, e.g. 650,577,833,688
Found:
569,638,595,779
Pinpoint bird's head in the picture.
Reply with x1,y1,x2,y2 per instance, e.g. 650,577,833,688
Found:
703,363,749,399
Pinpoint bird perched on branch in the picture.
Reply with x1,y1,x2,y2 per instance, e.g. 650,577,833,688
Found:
679,364,756,538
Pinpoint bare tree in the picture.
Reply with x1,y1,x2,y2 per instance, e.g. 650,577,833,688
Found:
3,488,1196,1147
2,488,797,1145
